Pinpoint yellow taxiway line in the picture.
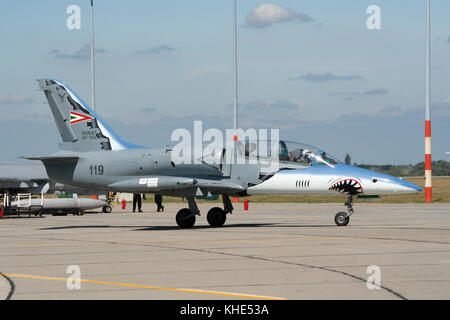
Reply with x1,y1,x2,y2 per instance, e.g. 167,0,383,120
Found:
3,273,286,300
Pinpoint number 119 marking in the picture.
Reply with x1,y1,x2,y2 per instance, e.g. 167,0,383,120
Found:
90,165,104,175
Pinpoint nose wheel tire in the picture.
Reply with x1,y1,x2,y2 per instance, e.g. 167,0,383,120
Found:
207,207,227,227
176,208,196,229
102,205,112,213
334,212,350,226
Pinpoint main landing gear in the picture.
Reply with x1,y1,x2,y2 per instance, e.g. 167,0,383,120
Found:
175,195,234,229
334,194,355,227
207,195,233,228
207,207,227,227
176,208,196,229
176,197,199,229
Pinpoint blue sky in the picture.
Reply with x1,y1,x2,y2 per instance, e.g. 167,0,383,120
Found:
0,0,449,164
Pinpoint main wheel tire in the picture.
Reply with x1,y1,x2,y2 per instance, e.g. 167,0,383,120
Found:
334,212,350,226
207,207,227,228
176,208,196,229
102,205,112,213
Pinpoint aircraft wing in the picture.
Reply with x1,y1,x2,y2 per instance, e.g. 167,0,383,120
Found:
108,176,245,195
194,179,245,193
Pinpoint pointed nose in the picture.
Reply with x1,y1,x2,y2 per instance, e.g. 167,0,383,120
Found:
342,165,423,195
382,176,422,194
397,179,422,193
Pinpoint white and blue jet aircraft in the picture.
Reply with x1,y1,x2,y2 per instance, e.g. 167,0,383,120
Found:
27,79,422,228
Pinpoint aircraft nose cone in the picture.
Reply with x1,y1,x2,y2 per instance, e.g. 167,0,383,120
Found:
345,165,422,194
398,179,422,192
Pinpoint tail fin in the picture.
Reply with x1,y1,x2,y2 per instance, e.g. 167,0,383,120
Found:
37,79,143,152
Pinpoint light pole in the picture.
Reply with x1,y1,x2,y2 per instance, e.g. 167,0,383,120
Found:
233,0,238,141
90,0,96,112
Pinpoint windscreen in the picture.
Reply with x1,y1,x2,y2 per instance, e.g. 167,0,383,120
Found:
278,141,342,167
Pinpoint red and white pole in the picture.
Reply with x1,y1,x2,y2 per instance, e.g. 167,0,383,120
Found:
425,0,432,203
425,120,432,202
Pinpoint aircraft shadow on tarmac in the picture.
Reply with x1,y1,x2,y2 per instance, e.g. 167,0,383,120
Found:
39,223,276,231
39,223,336,231
134,223,338,231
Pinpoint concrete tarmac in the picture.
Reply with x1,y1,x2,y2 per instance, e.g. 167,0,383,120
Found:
0,202,449,300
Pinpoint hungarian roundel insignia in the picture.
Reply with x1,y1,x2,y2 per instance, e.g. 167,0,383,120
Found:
70,111,94,124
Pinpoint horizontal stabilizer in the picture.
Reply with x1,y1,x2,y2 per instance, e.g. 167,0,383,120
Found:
24,156,79,161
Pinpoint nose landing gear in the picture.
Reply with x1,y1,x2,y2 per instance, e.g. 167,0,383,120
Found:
334,195,355,226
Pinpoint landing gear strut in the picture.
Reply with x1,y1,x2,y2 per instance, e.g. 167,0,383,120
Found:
334,195,355,226
222,195,233,214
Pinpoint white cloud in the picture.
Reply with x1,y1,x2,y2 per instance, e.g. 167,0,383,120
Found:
245,3,313,28
49,44,106,60
187,65,229,79
291,72,365,82
0,94,34,104
364,88,389,95
137,44,177,54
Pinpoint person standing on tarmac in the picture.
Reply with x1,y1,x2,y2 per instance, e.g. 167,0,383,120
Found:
133,193,142,212
155,194,164,212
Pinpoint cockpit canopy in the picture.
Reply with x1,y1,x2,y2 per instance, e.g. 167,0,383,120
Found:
277,140,341,166
193,139,341,173
236,140,341,167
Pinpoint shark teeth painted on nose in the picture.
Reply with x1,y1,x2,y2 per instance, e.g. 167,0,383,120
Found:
329,179,363,195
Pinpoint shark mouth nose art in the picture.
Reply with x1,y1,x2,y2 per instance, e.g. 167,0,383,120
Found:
329,179,363,195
